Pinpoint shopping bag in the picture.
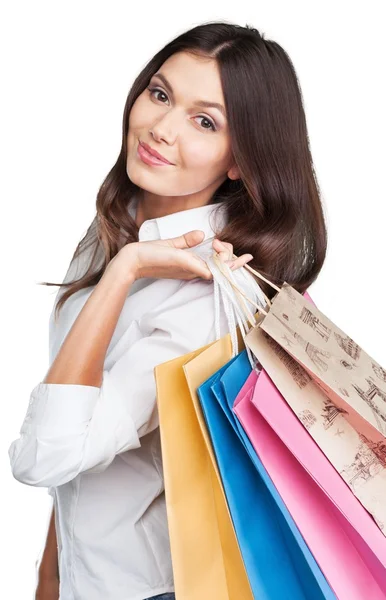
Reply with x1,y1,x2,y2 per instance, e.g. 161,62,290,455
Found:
245,311,386,533
153,247,274,600
232,351,386,599
241,265,386,446
196,350,336,599
245,364,386,573
207,252,386,533
154,337,254,600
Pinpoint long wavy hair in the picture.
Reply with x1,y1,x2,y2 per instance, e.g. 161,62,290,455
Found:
40,20,328,323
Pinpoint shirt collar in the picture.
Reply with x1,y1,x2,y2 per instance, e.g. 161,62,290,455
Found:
128,194,228,243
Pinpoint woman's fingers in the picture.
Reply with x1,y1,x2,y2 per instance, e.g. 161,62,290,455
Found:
229,254,253,270
181,251,213,280
169,230,206,249
213,238,233,261
212,238,253,271
132,233,252,281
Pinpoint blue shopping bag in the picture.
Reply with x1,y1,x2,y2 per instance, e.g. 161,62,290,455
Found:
197,349,336,600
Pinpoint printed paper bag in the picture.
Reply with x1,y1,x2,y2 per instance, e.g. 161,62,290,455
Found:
245,312,386,534
247,282,386,447
209,252,386,533
217,249,386,447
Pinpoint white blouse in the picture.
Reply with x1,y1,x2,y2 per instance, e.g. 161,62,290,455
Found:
8,195,261,600
9,198,238,600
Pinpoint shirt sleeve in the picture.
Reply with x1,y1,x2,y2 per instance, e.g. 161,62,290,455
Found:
8,277,228,488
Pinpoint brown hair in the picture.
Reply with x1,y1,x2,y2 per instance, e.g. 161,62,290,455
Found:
40,20,328,322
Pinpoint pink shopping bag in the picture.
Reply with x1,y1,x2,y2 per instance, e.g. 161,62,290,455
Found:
234,369,386,599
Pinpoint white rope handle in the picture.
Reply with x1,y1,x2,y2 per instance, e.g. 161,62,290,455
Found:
204,251,269,371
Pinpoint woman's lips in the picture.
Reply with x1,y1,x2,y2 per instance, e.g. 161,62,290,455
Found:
137,142,173,166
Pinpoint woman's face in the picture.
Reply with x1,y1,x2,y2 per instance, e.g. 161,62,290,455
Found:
126,51,239,208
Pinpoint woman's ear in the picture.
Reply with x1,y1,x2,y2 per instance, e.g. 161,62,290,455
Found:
227,164,240,181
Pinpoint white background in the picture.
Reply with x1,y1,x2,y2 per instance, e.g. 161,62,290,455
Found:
1,1,385,598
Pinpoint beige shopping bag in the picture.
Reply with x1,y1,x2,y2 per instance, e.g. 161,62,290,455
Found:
209,253,386,533
251,283,386,448
247,319,386,534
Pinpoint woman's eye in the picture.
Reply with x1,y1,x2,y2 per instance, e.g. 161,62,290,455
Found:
146,86,217,132
147,87,168,104
196,116,217,131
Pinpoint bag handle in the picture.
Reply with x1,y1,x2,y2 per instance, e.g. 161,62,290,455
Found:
232,252,282,294
205,251,272,369
212,251,281,323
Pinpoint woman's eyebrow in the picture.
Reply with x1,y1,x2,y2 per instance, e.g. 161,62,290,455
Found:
152,72,226,118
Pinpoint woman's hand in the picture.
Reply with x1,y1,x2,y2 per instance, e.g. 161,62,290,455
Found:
109,230,253,283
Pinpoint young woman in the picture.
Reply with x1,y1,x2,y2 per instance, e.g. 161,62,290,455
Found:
9,21,327,600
